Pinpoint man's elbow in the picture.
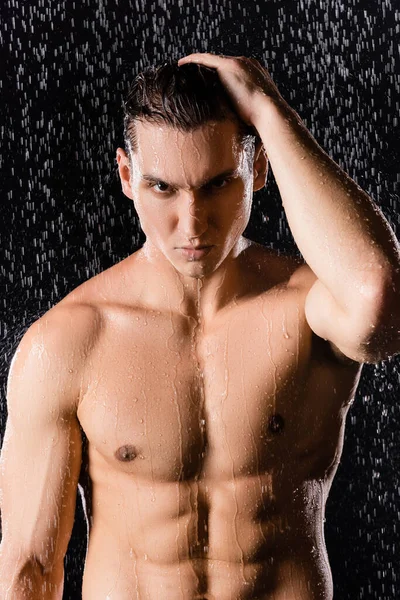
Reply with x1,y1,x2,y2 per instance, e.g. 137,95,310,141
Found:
0,548,64,600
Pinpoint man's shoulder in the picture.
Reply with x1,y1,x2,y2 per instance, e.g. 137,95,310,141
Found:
60,252,139,309
7,301,100,420
35,297,101,360
245,241,307,287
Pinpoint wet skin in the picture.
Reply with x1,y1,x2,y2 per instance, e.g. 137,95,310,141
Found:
1,119,363,599
61,241,362,600
65,119,363,599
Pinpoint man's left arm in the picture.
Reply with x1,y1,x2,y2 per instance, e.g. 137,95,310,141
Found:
254,96,400,364
178,52,400,363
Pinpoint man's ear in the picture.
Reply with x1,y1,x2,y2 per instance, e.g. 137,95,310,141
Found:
116,147,134,200
253,140,268,192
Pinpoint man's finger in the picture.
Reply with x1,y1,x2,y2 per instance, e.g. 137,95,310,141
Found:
177,52,231,67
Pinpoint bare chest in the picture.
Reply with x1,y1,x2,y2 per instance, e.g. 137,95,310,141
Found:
77,286,360,488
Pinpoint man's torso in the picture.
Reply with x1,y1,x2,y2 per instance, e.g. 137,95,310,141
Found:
61,243,362,599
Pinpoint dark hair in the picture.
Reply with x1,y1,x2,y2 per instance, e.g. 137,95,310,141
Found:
122,60,261,166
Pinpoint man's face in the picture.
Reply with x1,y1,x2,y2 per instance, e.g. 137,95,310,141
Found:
117,119,267,279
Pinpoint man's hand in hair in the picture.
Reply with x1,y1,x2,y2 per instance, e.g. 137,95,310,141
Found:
177,52,287,130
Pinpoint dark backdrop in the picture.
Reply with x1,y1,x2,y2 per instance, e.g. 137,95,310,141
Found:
1,1,399,598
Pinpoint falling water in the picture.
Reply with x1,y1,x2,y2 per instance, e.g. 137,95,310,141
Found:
1,1,399,598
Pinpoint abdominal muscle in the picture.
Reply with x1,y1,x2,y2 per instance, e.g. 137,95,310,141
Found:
81,465,333,600
74,249,345,600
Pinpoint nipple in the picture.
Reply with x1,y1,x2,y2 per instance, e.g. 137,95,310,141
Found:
115,444,137,462
268,413,285,434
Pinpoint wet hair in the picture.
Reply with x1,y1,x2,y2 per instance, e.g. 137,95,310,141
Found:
122,60,261,167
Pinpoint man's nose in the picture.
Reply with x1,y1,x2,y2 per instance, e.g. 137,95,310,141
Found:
178,195,209,240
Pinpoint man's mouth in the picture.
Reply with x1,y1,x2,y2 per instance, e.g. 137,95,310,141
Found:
177,246,214,260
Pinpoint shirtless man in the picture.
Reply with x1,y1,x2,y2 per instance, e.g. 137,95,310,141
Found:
1,53,399,600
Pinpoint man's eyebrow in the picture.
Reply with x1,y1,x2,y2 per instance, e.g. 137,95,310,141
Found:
141,168,239,189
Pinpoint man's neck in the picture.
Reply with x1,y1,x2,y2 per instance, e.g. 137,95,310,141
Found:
134,238,253,324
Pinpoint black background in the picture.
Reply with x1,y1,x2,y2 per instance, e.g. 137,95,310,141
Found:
1,1,399,598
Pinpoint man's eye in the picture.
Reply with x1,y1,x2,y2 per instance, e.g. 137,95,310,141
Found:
149,178,231,194
203,178,233,192
150,182,171,193
207,178,229,189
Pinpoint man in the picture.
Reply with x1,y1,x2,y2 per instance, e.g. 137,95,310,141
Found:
0,52,399,599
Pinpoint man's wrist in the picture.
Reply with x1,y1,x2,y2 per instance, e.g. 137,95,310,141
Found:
257,92,299,122
253,94,305,146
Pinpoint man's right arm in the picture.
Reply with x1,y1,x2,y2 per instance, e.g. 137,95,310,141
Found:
0,304,95,599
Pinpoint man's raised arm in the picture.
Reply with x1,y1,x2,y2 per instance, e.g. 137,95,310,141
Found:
0,304,94,599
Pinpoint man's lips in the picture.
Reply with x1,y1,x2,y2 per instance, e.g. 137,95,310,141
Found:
178,244,213,249
177,246,214,259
